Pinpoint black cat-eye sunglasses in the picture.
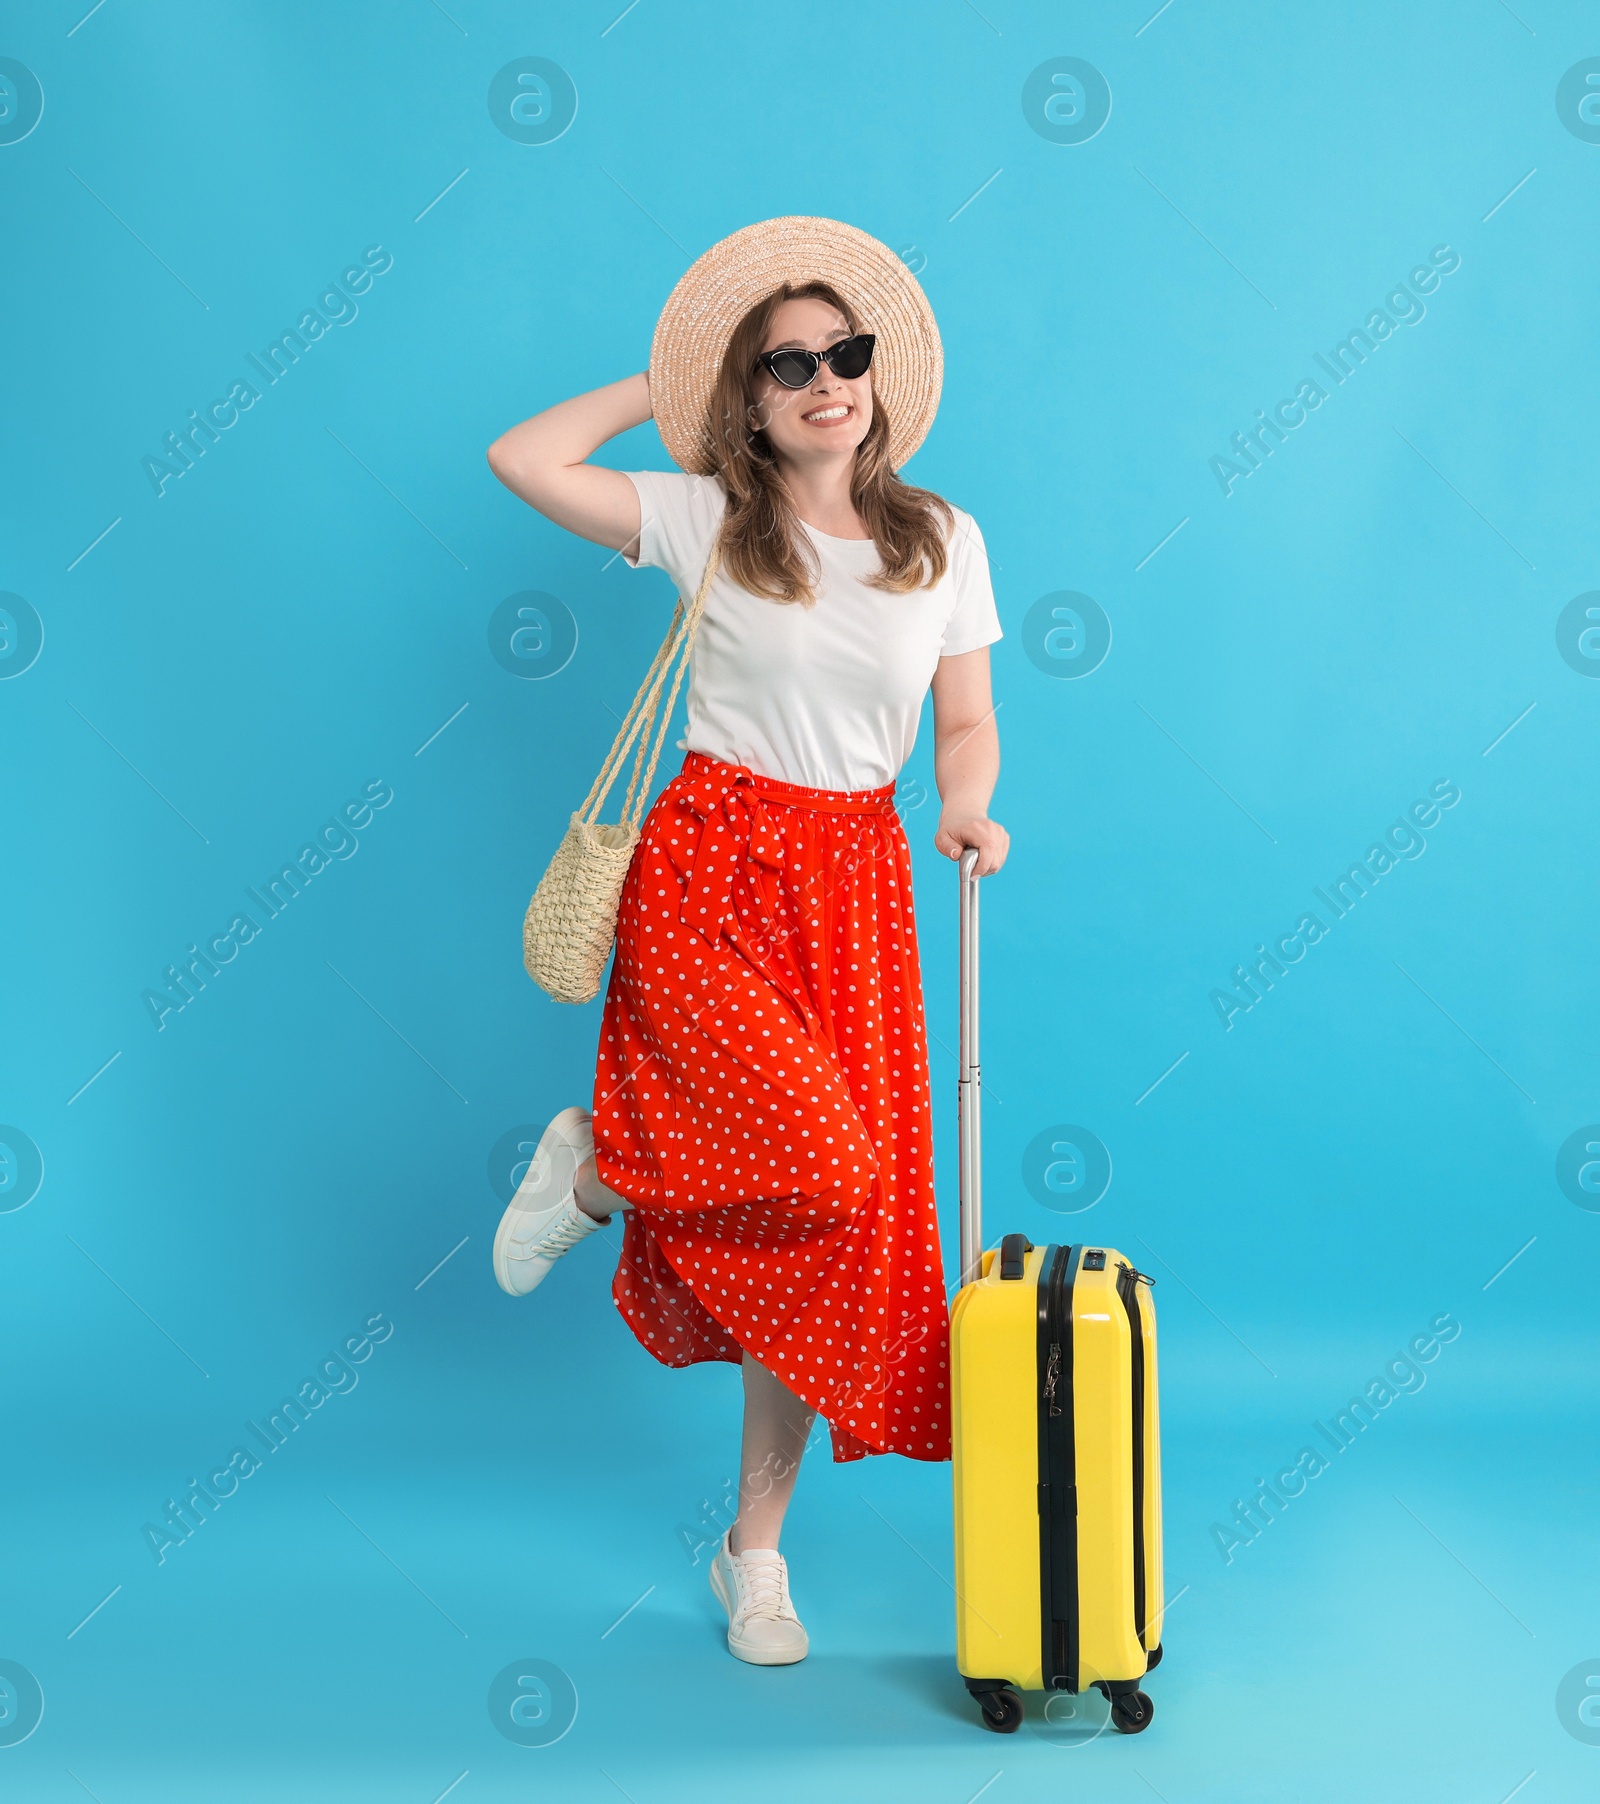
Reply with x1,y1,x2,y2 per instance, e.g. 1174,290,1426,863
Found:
755,333,876,390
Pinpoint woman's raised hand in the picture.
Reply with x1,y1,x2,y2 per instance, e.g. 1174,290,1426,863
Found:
486,372,651,553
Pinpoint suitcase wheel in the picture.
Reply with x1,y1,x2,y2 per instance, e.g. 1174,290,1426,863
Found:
1110,1689,1154,1735
976,1688,1024,1734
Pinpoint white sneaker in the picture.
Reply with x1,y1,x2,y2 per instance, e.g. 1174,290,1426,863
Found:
492,1107,604,1297
709,1529,809,1665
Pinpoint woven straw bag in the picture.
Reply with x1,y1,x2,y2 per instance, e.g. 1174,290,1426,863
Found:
522,544,722,1005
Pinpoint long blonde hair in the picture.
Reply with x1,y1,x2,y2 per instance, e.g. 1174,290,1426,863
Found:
703,280,953,606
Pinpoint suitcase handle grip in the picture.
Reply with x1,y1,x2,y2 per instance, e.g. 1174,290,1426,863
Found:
958,846,983,1285
998,1232,1032,1280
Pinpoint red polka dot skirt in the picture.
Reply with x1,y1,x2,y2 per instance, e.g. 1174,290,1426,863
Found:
592,751,951,1464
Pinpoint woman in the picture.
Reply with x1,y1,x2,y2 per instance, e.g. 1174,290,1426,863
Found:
485,218,1008,1667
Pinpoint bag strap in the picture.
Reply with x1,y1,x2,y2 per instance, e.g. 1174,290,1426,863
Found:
576,540,723,833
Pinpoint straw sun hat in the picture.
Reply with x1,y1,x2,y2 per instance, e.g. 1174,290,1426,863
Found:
648,215,943,478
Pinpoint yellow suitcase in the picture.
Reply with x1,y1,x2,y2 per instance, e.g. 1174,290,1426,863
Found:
949,849,1164,1735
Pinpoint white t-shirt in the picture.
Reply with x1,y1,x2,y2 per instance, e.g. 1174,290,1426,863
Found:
622,469,1002,793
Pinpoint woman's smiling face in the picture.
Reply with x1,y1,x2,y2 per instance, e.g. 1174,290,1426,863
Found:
751,295,874,465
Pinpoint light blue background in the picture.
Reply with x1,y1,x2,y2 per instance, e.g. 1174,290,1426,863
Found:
3,2,1597,1799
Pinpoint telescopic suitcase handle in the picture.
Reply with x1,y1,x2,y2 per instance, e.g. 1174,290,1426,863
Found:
958,846,983,1286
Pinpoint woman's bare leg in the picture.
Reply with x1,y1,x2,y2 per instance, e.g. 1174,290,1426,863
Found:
576,1158,814,1548
730,1354,817,1553
573,1154,628,1220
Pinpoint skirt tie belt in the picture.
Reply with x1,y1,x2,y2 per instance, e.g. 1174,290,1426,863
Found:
672,752,897,949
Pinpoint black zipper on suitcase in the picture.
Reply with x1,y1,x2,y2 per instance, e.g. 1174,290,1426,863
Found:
1036,1244,1080,1692
1117,1260,1152,1652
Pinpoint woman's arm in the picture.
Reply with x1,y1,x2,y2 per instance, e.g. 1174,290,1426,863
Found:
486,373,649,553
930,647,1009,875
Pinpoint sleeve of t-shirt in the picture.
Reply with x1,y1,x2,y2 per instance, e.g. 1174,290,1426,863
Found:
622,469,727,596
939,510,1004,658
